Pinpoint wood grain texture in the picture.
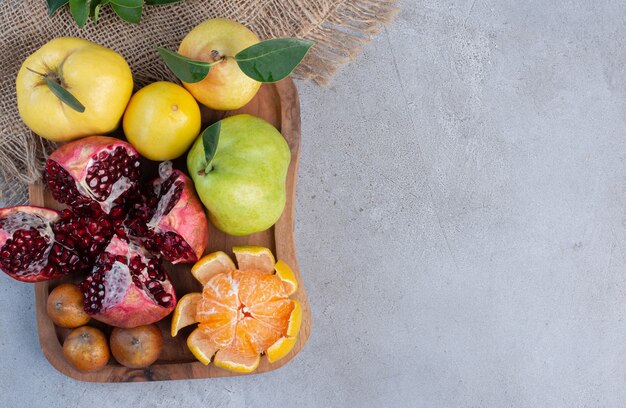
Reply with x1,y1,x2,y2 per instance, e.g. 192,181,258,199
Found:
29,78,311,382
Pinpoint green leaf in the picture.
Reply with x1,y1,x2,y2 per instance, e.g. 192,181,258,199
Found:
201,121,221,171
111,3,142,24
110,2,143,24
47,0,69,16
44,78,86,113
157,47,212,83
69,0,89,27
235,38,314,83
89,0,108,23
145,0,184,4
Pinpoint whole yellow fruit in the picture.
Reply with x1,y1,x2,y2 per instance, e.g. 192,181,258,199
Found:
16,37,133,142
123,81,201,161
178,18,262,110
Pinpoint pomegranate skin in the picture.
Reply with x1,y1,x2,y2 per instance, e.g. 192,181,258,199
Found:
91,285,175,329
148,169,209,263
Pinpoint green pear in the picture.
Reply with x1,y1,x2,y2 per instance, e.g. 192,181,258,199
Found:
187,114,291,236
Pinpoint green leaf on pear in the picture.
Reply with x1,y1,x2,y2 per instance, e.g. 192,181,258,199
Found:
44,78,86,113
47,0,69,16
201,121,221,173
69,0,89,27
157,47,212,83
235,38,314,83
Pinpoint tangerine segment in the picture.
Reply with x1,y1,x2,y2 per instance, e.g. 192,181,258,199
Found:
171,293,202,337
187,328,218,365
196,298,237,328
232,246,275,274
266,336,298,363
213,324,260,373
198,320,236,349
249,299,295,330
202,271,238,309
191,251,236,286
275,260,298,295
239,316,284,354
237,270,288,306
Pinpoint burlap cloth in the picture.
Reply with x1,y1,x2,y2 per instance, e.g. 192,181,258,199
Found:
0,0,398,203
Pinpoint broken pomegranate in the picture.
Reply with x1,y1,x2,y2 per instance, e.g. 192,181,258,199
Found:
45,136,141,219
126,162,209,264
80,234,176,328
0,206,111,282
0,135,209,328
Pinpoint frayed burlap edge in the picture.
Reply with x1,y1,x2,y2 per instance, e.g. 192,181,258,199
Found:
297,0,400,84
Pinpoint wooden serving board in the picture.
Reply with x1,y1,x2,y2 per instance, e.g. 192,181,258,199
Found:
28,78,311,382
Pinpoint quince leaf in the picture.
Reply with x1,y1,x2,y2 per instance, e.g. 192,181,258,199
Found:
44,78,86,113
157,47,212,83
235,38,314,83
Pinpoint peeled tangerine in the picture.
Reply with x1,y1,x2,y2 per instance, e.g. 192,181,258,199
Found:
171,246,301,373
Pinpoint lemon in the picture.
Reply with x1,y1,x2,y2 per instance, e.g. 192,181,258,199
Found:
123,81,201,161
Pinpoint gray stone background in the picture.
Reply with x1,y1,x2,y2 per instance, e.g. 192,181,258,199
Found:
1,0,626,406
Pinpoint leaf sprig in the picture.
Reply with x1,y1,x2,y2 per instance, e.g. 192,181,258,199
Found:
47,0,184,27
158,38,314,84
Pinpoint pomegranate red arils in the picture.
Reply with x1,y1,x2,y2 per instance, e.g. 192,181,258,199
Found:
45,136,141,217
128,163,209,264
0,207,86,282
80,234,176,328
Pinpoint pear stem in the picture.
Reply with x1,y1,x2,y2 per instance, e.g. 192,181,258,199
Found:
206,50,226,67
